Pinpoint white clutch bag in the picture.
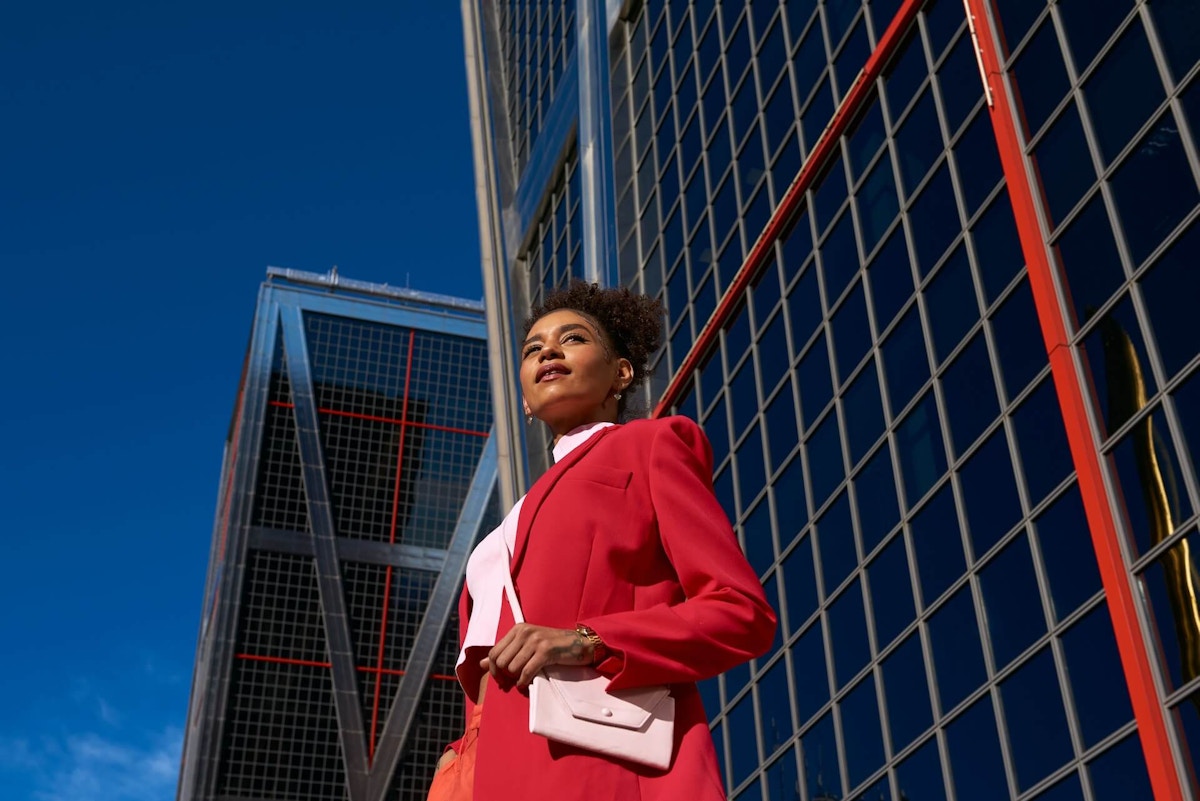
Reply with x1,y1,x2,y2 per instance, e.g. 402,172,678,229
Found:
499,537,675,769
529,665,675,769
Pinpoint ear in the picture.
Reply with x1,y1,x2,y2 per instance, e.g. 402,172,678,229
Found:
614,357,634,393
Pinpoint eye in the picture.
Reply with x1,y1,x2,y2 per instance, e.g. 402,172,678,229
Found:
562,333,586,344
522,343,541,358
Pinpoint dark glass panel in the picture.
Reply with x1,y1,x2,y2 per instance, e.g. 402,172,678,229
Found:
1171,701,1200,799
731,73,760,154
1080,294,1158,441
840,675,885,789
831,282,872,385
990,277,1046,402
843,359,885,468
759,657,795,756
1175,369,1200,478
1087,733,1154,801
896,392,949,508
1140,220,1200,379
895,737,948,801
1012,377,1073,505
881,632,933,752
854,443,902,554
728,690,761,788
712,720,727,792
1012,18,1070,136
929,584,987,712
1032,101,1094,229
802,79,836,157
847,101,886,182
784,532,819,632
800,713,844,801
771,132,804,201
730,358,760,437
825,0,860,48
1111,111,1200,265
924,0,965,59
791,619,830,723
982,533,1050,667
882,304,931,415
924,246,979,364
1060,601,1134,747
808,408,846,506
1057,0,1131,72
869,0,904,40
792,15,828,108
1109,405,1192,558
798,334,835,429
726,301,753,373
911,483,966,607
818,491,858,594
743,494,776,579
695,270,720,337
1138,526,1200,694
707,393,732,469
763,75,797,159
834,19,872,101
908,165,961,278
1000,646,1073,790
938,33,983,136
959,428,1023,558
716,462,738,522
828,579,872,689
766,380,800,476
857,152,901,255
775,453,811,546
697,12,723,86
786,264,823,351
895,89,943,197
766,749,801,801
868,532,916,649
866,228,913,331
945,695,1008,801
753,260,784,332
739,422,769,510
1147,0,1200,82
814,162,850,236
885,29,929,118
1083,18,1164,166
954,109,1003,217
822,210,862,305
1030,774,1085,801
700,674,722,717
941,332,1000,459
756,17,788,94
972,189,1024,306
1053,194,1125,334
1035,484,1102,621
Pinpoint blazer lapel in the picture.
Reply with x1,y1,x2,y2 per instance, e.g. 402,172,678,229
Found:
511,425,618,576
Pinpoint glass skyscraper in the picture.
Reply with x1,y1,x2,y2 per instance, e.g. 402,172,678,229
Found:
177,269,498,801
464,1,1200,799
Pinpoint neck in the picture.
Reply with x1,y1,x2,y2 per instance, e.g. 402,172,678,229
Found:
548,413,618,446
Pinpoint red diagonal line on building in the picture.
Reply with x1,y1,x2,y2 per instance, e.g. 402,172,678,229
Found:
268,400,488,437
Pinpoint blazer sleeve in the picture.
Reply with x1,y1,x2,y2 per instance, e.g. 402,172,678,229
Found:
582,416,777,690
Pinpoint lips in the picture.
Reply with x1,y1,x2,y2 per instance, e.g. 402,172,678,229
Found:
536,363,569,382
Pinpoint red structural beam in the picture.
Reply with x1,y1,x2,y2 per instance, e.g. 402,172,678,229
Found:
235,652,456,682
267,400,489,438
964,1,1184,798
653,0,925,417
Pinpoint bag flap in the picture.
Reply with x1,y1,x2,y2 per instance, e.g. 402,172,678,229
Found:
543,666,671,731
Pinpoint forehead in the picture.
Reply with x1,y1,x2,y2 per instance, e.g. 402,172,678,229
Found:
527,308,598,335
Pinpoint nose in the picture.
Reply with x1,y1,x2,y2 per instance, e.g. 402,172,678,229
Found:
538,340,563,360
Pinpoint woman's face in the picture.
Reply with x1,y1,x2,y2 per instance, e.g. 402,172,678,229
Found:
520,309,632,435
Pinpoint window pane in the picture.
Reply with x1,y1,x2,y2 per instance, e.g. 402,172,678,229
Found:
1012,377,1073,505
800,712,844,800
881,631,933,752
958,427,1023,558
1032,102,1094,229
1082,18,1164,166
895,737,948,801
980,532,1048,669
1140,220,1200,379
946,695,1009,801
941,332,1000,458
840,675,885,789
1138,526,1200,694
854,442,902,554
911,483,966,607
924,246,979,365
1061,601,1134,747
1012,18,1070,136
882,304,931,415
929,585,987,712
1088,733,1154,801
828,580,872,689
868,532,916,649
783,533,819,632
896,392,948,508
990,277,1046,402
791,620,830,724
1053,194,1125,334
999,646,1073,790
843,359,886,468
1035,484,1103,621
817,491,858,594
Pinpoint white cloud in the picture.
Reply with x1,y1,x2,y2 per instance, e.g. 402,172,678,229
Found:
0,726,182,801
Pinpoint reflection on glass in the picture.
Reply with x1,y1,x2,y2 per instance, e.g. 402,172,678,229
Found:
1093,310,1200,698
800,712,843,801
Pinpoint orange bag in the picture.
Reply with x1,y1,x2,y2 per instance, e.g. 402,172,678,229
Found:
426,704,483,801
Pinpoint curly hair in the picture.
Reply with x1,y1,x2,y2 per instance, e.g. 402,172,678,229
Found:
524,280,665,418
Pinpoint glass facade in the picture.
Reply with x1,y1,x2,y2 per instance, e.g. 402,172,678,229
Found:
466,0,1200,798
177,271,498,801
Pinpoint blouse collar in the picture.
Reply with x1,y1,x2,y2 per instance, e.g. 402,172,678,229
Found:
552,421,616,463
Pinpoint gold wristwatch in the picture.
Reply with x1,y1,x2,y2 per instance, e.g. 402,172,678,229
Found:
575,624,608,664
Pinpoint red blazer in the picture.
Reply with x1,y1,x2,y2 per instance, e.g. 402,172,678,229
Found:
453,415,776,800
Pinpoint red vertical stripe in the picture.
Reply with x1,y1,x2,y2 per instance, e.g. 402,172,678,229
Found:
369,330,418,762
964,1,1184,797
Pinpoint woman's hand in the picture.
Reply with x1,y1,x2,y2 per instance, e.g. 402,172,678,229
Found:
480,623,593,687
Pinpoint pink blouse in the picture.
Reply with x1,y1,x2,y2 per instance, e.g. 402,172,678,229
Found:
454,421,615,697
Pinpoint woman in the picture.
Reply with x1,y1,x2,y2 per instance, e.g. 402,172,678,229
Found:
428,281,776,801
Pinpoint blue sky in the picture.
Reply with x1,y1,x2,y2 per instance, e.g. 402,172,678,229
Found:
0,3,481,799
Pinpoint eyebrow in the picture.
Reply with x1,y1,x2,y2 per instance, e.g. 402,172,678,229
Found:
521,322,594,348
